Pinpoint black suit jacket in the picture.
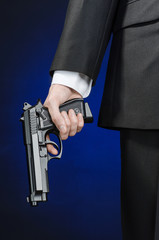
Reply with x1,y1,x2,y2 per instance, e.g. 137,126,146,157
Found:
50,0,159,130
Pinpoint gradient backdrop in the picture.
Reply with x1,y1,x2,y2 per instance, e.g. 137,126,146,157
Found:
1,1,122,239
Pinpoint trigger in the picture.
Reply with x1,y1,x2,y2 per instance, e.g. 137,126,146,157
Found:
45,140,59,150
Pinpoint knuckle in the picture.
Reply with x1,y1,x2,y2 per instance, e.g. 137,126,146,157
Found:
71,118,78,125
66,121,71,128
55,116,64,125
63,129,68,135
47,96,52,106
61,111,71,127
78,114,84,123
70,125,76,132
51,116,56,122
59,125,67,134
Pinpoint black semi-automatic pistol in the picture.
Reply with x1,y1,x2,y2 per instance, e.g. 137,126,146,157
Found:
20,98,93,206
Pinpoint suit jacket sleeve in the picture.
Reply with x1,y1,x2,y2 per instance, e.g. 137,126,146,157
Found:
49,0,119,87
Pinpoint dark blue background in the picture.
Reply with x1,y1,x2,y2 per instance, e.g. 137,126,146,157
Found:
1,1,122,239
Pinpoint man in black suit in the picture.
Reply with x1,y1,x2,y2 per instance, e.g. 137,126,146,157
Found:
44,1,159,239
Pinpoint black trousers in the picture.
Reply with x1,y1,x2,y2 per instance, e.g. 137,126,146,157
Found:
120,129,159,240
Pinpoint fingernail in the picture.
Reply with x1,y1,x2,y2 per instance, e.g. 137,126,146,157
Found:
53,149,58,155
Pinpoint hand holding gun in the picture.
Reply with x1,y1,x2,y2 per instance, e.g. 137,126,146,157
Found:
20,97,93,206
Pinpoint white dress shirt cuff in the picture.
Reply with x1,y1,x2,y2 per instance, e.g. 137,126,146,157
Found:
51,70,93,98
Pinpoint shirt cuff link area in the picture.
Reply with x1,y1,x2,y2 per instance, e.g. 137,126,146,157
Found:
51,70,93,98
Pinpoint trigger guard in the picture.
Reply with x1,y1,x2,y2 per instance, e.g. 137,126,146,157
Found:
47,147,63,161
45,140,59,150
47,136,63,161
